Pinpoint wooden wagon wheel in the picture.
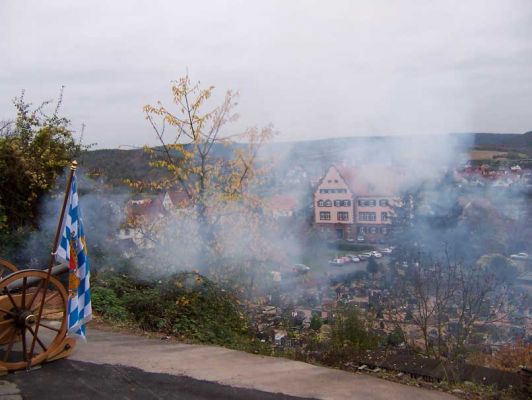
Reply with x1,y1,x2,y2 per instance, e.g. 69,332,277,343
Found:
0,258,18,280
0,269,70,371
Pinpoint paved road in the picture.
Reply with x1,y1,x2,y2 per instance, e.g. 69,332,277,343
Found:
320,257,390,284
34,329,453,400
4,360,310,400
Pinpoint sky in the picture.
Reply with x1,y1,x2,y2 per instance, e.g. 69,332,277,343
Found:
1,0,531,149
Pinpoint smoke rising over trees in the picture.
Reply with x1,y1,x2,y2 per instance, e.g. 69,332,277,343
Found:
124,75,284,296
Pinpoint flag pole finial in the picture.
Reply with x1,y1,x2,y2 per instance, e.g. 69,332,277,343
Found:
70,160,78,170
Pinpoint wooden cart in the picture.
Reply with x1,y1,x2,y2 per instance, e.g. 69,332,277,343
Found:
0,161,81,372
0,259,76,372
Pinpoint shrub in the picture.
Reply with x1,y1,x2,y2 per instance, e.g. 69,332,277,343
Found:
91,270,250,346
330,306,381,352
91,286,129,322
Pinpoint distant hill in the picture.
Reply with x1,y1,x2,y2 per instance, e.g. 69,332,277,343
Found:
79,132,531,186
472,132,532,153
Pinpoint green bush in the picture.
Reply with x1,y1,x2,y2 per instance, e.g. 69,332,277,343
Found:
330,306,381,352
91,270,251,346
310,314,322,331
91,286,129,322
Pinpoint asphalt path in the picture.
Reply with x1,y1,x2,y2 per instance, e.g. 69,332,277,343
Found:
4,360,312,400
0,328,455,400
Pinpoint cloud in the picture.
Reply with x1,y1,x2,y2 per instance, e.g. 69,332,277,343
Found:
1,0,531,148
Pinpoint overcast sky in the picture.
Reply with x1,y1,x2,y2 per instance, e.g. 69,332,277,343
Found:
1,0,531,148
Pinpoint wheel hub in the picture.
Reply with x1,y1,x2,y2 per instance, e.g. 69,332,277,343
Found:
16,310,36,328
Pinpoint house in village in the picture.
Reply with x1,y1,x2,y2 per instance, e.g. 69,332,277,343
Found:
118,189,193,249
264,195,298,219
313,165,401,242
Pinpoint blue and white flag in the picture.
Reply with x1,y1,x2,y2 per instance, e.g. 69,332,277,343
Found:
55,172,92,339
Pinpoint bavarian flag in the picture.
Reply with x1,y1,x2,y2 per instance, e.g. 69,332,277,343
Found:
55,172,92,339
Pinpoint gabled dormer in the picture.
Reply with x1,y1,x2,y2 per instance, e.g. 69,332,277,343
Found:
315,166,353,197
314,166,354,224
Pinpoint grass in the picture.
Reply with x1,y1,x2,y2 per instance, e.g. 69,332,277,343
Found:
91,270,267,351
469,149,528,161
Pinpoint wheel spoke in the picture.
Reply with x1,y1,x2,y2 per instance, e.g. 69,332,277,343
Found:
2,328,17,362
0,270,68,370
38,310,64,319
31,291,60,311
3,287,19,312
0,307,16,316
38,322,60,332
27,280,45,311
21,277,27,309
27,326,47,352
21,328,28,363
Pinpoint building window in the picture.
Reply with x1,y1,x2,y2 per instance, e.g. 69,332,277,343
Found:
317,200,324,207
358,199,375,207
381,227,388,234
359,226,365,234
379,199,389,206
337,212,349,221
342,200,351,206
370,227,377,234
334,200,341,206
320,211,331,220
324,200,332,207
381,212,388,221
334,179,338,183
359,212,376,221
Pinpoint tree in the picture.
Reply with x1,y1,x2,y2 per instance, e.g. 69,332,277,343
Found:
331,306,380,352
0,89,80,255
385,246,515,360
366,257,380,279
139,75,272,237
132,75,278,295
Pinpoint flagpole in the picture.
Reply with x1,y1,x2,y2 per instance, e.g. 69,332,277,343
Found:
47,160,77,275
28,160,77,368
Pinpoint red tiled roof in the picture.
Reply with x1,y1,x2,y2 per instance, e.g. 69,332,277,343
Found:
158,189,193,208
125,198,165,221
335,165,403,196
266,195,297,211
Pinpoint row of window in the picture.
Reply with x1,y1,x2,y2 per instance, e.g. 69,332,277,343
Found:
319,211,349,221
319,188,348,193
358,212,388,221
317,199,352,207
358,199,389,207
359,226,389,234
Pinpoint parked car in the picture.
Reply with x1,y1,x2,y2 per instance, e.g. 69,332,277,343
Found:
510,252,529,260
358,252,372,260
345,238,355,243
329,258,347,266
347,254,361,263
293,264,311,273
370,251,383,258
379,247,393,254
